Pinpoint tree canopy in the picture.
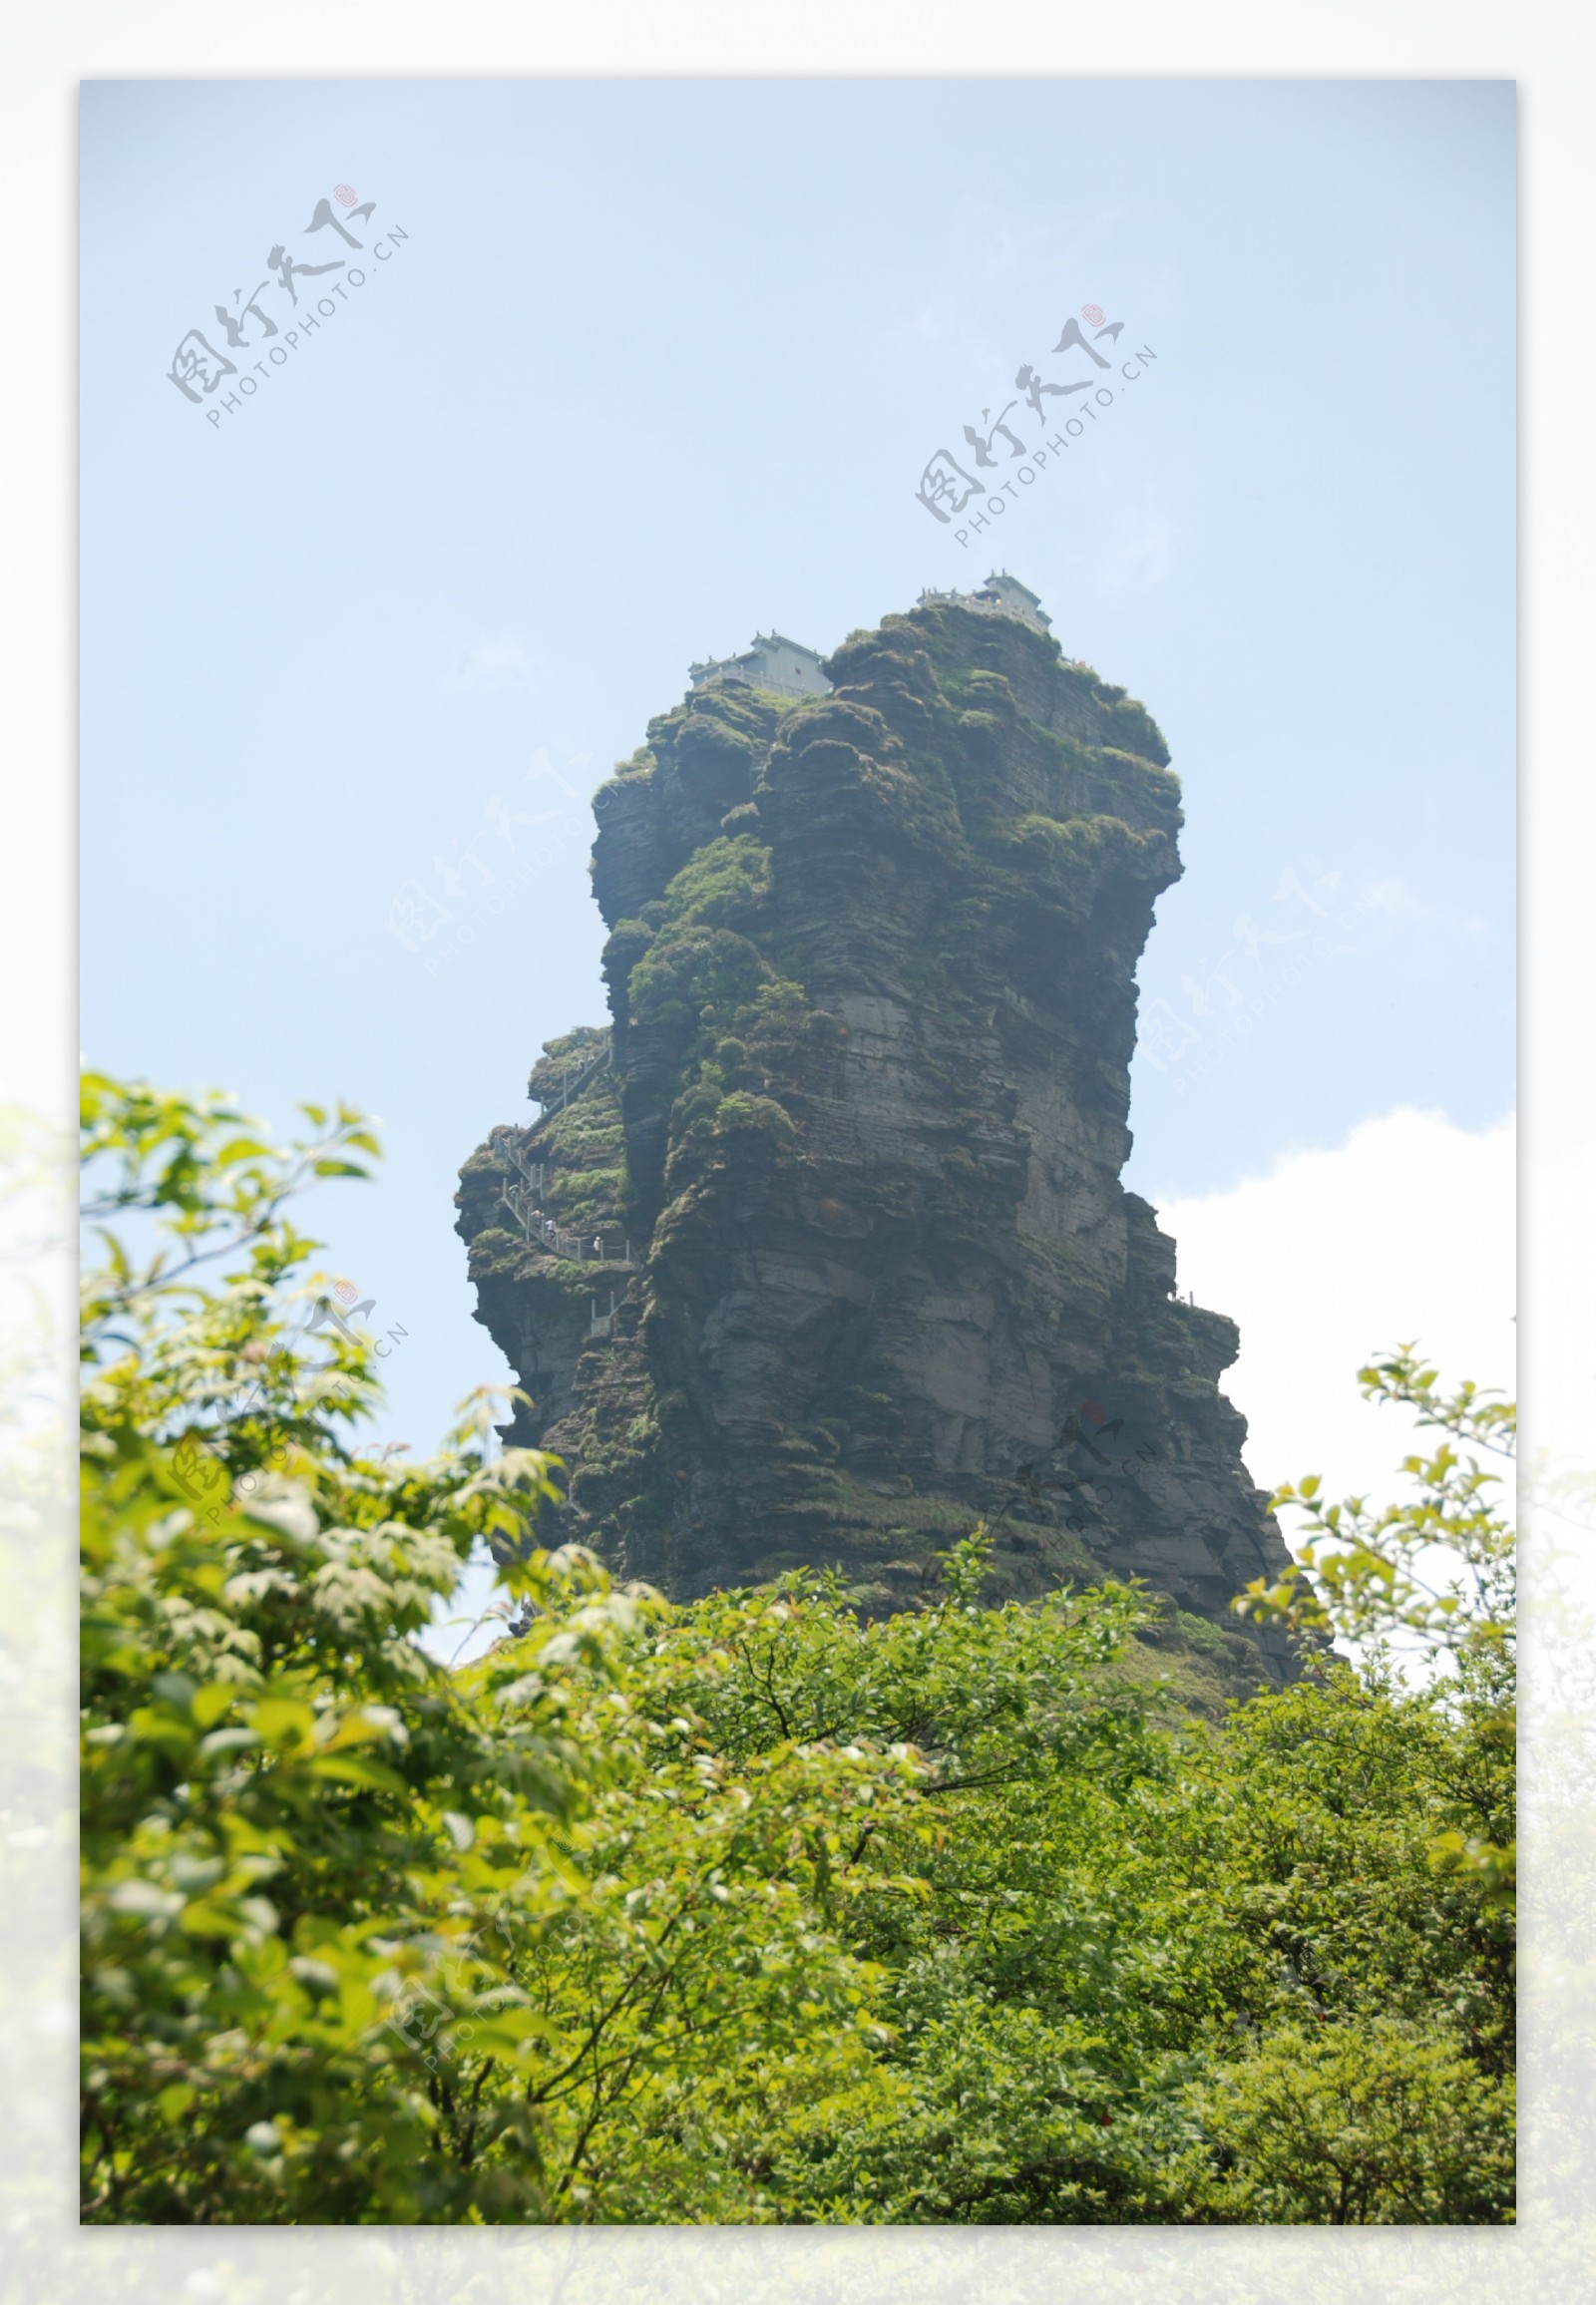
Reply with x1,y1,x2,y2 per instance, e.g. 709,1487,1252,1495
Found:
79,1070,1514,2224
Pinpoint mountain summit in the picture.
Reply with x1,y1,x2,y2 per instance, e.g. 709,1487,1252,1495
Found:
457,589,1297,1682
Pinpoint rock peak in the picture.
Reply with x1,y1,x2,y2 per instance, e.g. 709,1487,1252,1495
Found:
456,594,1298,1683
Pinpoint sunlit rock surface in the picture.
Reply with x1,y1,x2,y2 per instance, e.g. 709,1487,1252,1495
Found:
457,593,1298,1685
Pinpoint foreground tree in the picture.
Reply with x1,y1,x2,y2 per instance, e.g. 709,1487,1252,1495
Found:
80,1069,1513,2223
1238,1347,1516,1913
79,1074,903,2220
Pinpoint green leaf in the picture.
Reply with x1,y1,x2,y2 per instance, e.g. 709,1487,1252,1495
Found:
249,1698,316,1744
179,1900,248,1939
307,1753,410,1796
192,1683,238,1729
212,1138,275,1168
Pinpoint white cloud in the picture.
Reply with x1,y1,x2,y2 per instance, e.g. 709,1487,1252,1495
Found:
1363,875,1490,943
1154,1108,1515,1512
436,634,543,696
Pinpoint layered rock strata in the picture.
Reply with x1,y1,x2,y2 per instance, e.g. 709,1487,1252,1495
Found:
456,596,1297,1681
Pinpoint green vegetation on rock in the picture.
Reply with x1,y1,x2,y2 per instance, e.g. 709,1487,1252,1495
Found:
456,596,1299,1677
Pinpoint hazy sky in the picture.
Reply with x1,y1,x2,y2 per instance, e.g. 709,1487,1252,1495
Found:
80,77,1514,1469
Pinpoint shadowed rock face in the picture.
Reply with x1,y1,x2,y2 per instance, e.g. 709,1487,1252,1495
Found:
456,596,1299,1684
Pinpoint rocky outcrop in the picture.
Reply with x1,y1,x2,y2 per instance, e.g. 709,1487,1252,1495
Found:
456,595,1298,1682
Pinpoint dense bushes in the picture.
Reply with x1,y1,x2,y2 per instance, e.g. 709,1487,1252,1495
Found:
80,1072,1514,2224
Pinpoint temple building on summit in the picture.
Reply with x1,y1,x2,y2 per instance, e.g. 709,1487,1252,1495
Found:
917,570,1052,632
688,630,832,701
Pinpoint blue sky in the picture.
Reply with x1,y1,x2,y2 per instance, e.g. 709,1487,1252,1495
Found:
80,77,1514,1468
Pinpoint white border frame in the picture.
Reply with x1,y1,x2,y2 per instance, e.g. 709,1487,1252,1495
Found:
7,10,1591,2295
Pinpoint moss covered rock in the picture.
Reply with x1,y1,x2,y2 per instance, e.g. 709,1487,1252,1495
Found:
455,592,1298,1683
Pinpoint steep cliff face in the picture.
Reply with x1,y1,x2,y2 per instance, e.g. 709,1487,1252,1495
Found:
456,596,1297,1681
